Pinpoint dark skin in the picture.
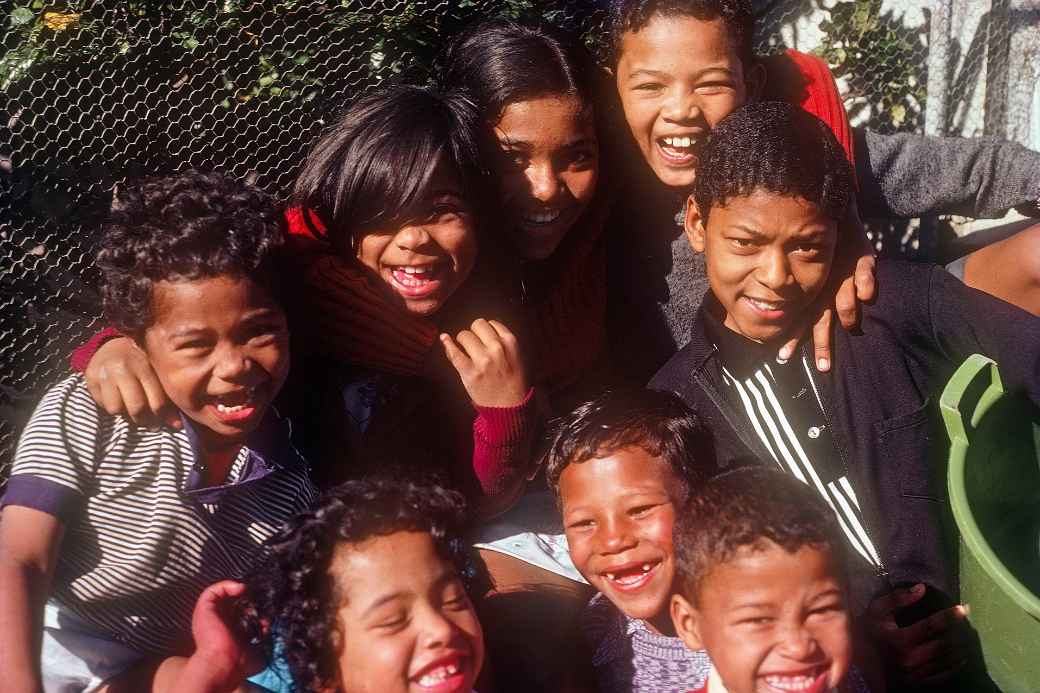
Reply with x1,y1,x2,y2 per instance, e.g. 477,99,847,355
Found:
613,12,877,371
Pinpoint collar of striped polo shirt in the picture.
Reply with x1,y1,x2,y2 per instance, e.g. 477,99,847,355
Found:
702,307,883,571
178,406,301,504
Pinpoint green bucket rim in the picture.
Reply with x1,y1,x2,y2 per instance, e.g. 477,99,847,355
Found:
941,354,1040,620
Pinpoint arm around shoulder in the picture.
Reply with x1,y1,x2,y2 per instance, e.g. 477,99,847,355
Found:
855,128,1040,219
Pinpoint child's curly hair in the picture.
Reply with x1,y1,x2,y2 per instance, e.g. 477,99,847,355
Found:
97,169,285,336
246,474,473,692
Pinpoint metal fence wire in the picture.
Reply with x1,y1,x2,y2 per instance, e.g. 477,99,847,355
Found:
0,0,1028,479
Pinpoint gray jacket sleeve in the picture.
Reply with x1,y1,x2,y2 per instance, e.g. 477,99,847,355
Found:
854,127,1040,219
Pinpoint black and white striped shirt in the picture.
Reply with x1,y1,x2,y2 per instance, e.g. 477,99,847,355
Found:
707,320,883,571
2,375,316,655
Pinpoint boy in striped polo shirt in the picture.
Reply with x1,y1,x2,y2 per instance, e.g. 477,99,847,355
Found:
0,171,316,692
650,102,1040,691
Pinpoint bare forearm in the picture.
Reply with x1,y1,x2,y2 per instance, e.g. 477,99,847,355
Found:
0,561,47,692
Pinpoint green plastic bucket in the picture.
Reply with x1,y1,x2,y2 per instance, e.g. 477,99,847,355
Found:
940,355,1040,693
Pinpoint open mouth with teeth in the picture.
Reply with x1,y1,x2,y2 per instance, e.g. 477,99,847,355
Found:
742,295,789,320
656,135,699,165
760,666,830,693
388,263,446,299
207,386,261,424
602,560,662,594
520,208,565,227
410,653,470,692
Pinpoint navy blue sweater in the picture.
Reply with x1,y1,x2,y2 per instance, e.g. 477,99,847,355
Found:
650,260,1040,614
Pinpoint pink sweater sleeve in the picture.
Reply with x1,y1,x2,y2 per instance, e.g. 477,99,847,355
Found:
69,326,123,373
470,387,539,498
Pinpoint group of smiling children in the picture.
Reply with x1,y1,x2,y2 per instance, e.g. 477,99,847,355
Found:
4,1,1040,692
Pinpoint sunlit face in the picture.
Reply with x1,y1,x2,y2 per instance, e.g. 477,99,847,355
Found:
333,531,485,693
688,190,837,343
355,160,478,317
616,14,753,190
671,542,852,693
140,275,289,450
494,94,599,260
560,447,684,631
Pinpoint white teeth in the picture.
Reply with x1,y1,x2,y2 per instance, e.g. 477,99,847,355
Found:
401,265,432,275
748,297,783,311
216,403,245,413
663,136,696,149
641,563,651,573
523,209,563,224
764,674,819,691
606,573,615,580
417,662,461,687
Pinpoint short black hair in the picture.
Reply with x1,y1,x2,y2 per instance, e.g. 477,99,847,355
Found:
246,474,473,692
692,101,854,226
609,0,755,69
291,83,493,257
544,388,715,498
674,466,845,605
97,169,285,337
442,18,606,125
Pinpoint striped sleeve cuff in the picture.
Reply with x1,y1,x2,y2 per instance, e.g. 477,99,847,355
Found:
1,475,83,522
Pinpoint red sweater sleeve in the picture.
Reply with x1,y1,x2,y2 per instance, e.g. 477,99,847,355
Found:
767,49,856,173
470,387,539,498
69,326,123,373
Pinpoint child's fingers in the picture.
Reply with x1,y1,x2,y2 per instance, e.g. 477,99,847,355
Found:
897,604,968,649
777,329,803,362
855,254,877,302
469,319,505,354
115,375,154,425
834,275,859,331
867,583,927,624
486,319,517,344
811,308,833,372
459,325,496,365
439,333,473,373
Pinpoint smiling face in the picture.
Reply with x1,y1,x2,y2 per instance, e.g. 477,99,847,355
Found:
688,189,837,343
671,542,851,693
493,93,599,260
616,13,757,190
332,530,484,693
140,275,289,449
355,159,478,317
560,446,685,631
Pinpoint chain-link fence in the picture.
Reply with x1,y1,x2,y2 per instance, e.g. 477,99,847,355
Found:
1,0,1035,479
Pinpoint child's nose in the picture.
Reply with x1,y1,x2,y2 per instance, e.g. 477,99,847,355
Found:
526,161,561,203
662,88,701,123
419,608,457,649
758,247,793,290
214,346,253,381
777,623,819,661
395,223,433,249
598,517,638,554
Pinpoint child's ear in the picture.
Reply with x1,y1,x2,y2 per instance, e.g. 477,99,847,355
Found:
670,593,705,651
744,60,767,102
684,195,706,253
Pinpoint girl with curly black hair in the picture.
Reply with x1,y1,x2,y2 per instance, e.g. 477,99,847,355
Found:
167,475,485,693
